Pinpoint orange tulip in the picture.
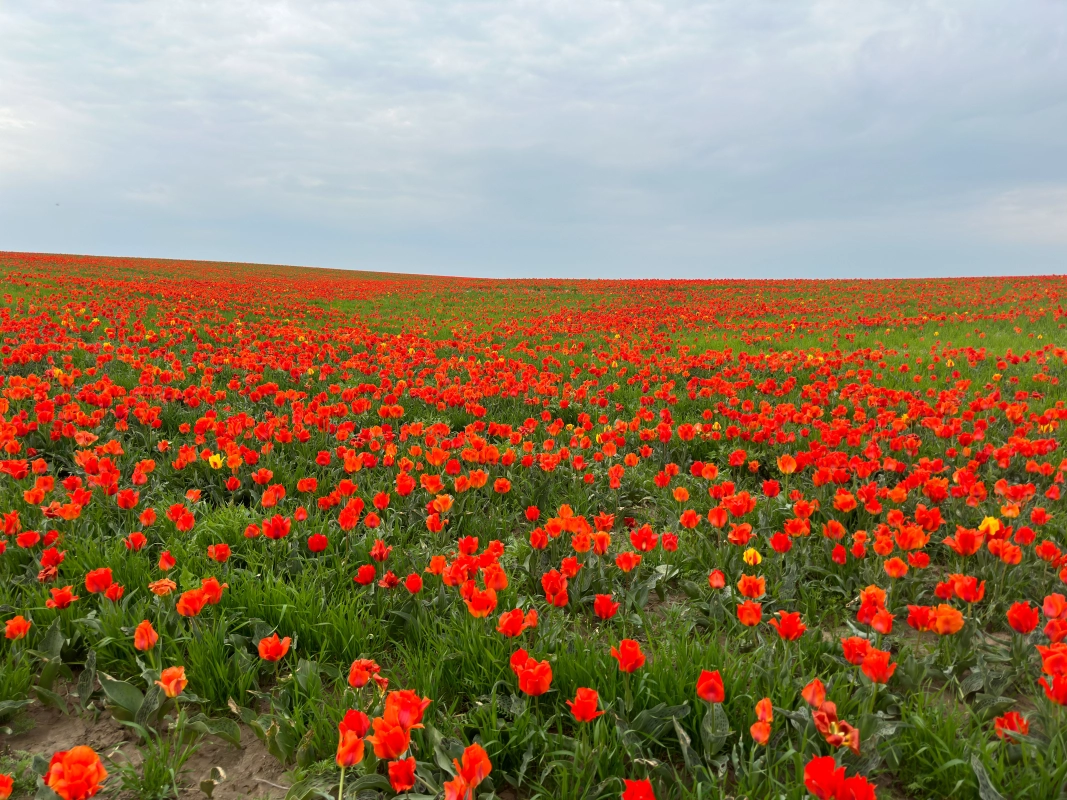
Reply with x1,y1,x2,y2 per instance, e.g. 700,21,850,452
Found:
335,730,365,767
46,586,79,610
514,657,553,697
769,611,806,641
133,620,158,651
156,666,187,698
148,578,177,597
175,588,208,617
801,678,826,708
45,746,108,800
930,604,965,635
348,658,383,689
736,574,766,599
736,600,762,627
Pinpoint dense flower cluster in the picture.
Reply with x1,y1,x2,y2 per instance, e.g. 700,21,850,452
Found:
2,253,1067,798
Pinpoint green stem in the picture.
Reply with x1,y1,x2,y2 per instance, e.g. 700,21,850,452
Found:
338,766,345,800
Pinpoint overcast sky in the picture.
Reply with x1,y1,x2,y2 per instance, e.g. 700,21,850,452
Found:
1,1,1065,278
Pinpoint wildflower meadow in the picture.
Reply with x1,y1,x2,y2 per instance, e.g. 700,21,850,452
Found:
1,252,1066,800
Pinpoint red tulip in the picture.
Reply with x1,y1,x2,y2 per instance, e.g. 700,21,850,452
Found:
258,633,291,662
5,615,31,641
566,687,603,722
696,669,724,703
994,711,1029,742
769,610,806,641
84,568,112,594
611,639,645,673
622,778,656,800
860,648,896,684
803,755,845,799
388,757,416,792
593,594,620,620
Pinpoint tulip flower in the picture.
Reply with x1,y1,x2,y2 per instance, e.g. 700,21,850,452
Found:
133,620,158,651
566,688,604,722
4,615,31,641
593,594,620,620
388,757,417,792
45,746,108,800
156,666,187,698
622,778,656,799
696,670,725,704
258,633,291,662
611,639,646,673
768,610,806,641
736,600,763,627
994,711,1029,742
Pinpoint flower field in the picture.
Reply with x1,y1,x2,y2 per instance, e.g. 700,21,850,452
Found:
2,251,1067,800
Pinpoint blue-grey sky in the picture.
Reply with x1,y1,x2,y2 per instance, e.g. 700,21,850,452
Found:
1,1,1065,278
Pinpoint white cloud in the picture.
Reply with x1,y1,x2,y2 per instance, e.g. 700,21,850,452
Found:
0,0,1065,276
967,187,1067,245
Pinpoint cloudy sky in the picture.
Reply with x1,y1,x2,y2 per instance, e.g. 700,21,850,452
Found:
1,1,1065,278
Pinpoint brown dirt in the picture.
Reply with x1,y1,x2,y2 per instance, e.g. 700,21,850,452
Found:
0,700,289,800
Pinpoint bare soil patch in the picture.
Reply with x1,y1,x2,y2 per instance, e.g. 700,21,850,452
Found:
0,701,289,800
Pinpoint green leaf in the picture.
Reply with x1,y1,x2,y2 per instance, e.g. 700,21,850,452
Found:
38,619,65,660
631,581,651,610
36,659,63,695
188,713,243,747
295,729,317,767
98,673,144,717
970,755,1006,800
294,658,319,693
680,580,703,600
0,698,33,717
270,719,301,764
632,702,689,737
34,686,68,714
779,568,797,601
614,714,645,759
844,748,883,777
283,779,330,800
513,742,535,789
972,694,1017,722
672,716,702,773
347,774,392,793
251,619,275,644
77,650,97,710
959,670,985,697
701,702,730,759
135,685,163,730
434,740,457,776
